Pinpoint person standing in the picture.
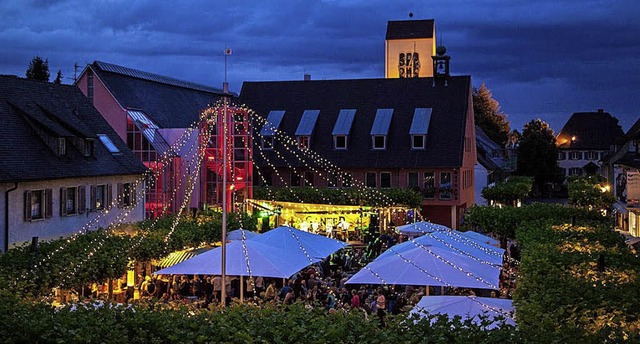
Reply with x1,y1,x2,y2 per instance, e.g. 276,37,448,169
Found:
376,288,387,328
350,289,360,309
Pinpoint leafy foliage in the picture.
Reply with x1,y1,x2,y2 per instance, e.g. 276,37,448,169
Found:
0,211,256,297
568,175,616,210
481,176,533,206
25,55,50,82
473,83,510,146
516,119,560,195
253,186,423,208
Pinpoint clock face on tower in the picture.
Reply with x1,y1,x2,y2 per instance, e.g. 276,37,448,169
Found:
398,52,421,78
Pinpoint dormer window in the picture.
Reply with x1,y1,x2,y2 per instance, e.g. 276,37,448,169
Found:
297,136,310,150
332,109,356,150
84,139,94,157
412,135,425,149
58,138,66,156
371,109,393,151
410,108,431,150
334,135,347,149
260,110,285,151
295,110,319,150
372,135,386,150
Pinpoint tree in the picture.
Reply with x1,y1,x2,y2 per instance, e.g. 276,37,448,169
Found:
567,175,616,210
516,119,559,196
473,83,510,146
25,56,50,82
481,176,533,206
53,70,63,84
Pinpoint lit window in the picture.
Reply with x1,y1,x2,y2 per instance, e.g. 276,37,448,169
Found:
92,184,109,210
24,189,52,221
61,187,77,215
297,136,310,150
118,183,136,208
423,172,435,199
30,190,43,219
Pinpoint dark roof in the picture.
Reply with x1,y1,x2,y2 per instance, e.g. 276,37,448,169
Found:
556,110,624,150
89,61,223,128
239,76,471,169
386,19,435,40
622,117,640,143
0,76,147,182
613,152,640,169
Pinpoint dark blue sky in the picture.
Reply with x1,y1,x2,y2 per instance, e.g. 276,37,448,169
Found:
1,0,639,133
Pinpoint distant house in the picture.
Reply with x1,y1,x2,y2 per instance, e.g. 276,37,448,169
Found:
474,125,516,205
601,117,640,236
556,109,624,180
240,75,476,230
75,61,240,218
0,76,147,252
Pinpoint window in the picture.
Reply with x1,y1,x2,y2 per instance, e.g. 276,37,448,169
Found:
61,187,77,215
303,171,314,187
439,172,452,200
291,173,301,187
334,135,347,150
295,110,320,136
87,72,94,102
328,173,338,188
366,172,377,188
380,172,391,188
569,151,582,160
342,172,352,188
97,134,120,153
58,138,66,156
408,172,419,188
91,184,112,211
24,189,52,221
423,172,435,199
412,135,425,149
372,135,386,150
568,167,583,176
117,183,136,208
261,136,274,150
84,139,94,157
297,136,310,150
585,151,599,160
558,152,566,160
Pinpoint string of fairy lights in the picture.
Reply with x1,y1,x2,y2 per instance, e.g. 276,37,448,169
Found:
413,296,515,322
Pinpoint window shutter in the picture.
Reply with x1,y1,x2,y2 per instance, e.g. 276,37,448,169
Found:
117,183,123,208
78,186,86,214
45,189,52,218
106,184,113,209
60,188,67,216
90,186,96,212
24,190,32,221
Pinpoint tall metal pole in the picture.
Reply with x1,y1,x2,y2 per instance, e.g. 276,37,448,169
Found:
220,81,229,307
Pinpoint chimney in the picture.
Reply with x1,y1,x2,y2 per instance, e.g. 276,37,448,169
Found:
597,108,604,114
304,73,311,81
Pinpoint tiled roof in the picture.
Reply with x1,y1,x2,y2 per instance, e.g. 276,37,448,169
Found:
556,110,624,150
0,76,147,182
90,61,223,129
386,19,435,40
239,76,471,169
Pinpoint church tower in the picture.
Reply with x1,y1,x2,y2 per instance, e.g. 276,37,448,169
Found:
385,19,436,78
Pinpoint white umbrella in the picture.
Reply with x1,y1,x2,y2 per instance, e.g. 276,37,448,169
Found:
346,244,500,289
226,229,260,241
153,239,318,278
250,225,348,260
395,221,450,238
410,295,516,329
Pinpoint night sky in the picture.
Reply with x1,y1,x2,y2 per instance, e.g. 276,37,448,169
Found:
1,0,639,133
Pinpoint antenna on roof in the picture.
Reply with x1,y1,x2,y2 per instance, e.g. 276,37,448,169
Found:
223,46,232,93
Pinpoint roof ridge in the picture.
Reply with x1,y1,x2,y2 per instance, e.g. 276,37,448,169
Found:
93,61,222,94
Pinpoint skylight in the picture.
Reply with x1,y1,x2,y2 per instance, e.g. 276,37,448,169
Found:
260,110,286,136
295,110,320,136
97,134,120,153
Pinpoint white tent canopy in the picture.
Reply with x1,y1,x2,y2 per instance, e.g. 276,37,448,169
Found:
410,295,516,329
226,229,259,241
461,230,500,247
395,221,450,238
250,226,348,260
346,243,501,289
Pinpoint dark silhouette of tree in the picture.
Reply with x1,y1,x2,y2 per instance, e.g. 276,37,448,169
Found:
26,56,50,82
516,119,559,196
53,70,63,84
473,83,510,146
